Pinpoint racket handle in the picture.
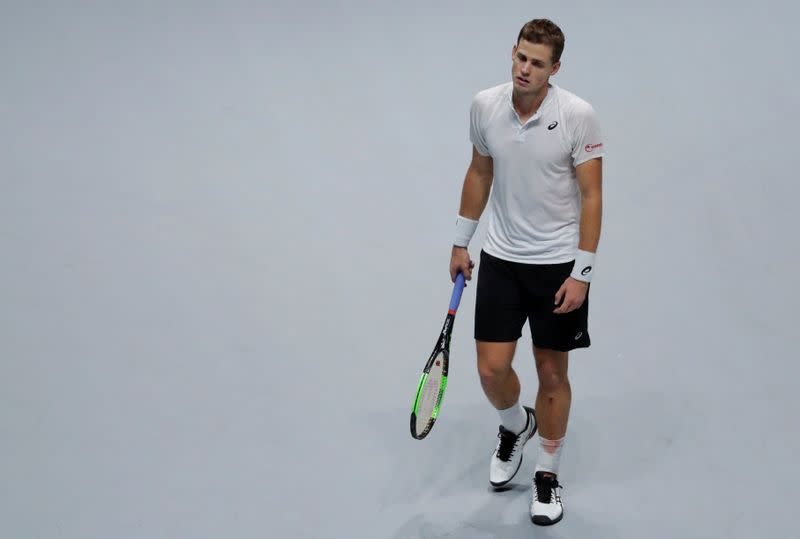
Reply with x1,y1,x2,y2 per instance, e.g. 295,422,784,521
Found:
449,272,466,313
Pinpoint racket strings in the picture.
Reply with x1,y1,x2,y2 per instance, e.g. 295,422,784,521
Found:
419,376,441,413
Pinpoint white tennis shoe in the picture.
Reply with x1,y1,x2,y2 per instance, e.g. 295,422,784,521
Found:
489,406,537,487
530,471,564,525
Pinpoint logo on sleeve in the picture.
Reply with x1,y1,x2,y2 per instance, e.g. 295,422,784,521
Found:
584,143,603,152
547,121,558,130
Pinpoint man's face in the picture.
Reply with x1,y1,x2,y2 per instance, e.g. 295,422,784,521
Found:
511,40,560,95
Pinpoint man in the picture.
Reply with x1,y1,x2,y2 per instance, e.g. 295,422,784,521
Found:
449,18,604,526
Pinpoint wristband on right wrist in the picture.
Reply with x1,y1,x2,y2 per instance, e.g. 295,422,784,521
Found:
453,215,478,247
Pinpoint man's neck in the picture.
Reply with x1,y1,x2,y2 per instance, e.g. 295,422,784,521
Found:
512,84,549,121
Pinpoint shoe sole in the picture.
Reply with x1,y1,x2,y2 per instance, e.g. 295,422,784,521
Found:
489,408,537,489
531,512,563,526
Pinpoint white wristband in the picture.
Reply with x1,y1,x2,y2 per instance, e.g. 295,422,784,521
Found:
570,249,596,282
453,215,479,247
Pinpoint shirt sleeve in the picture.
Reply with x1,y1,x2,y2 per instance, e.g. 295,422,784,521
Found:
570,102,605,166
469,95,491,156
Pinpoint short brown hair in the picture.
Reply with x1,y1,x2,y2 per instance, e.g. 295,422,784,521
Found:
517,19,565,64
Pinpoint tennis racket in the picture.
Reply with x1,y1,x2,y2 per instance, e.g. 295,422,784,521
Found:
410,272,467,440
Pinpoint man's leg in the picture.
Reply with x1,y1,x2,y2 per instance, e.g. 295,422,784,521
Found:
530,346,569,525
474,250,537,487
524,261,589,524
532,346,570,444
478,340,538,487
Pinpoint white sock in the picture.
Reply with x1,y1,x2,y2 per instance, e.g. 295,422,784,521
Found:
497,402,528,434
535,435,565,475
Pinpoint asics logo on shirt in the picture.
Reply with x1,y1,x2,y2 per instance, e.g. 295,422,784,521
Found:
547,121,558,130
584,143,603,152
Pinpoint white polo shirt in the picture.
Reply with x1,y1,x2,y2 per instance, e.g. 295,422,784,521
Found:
470,82,605,264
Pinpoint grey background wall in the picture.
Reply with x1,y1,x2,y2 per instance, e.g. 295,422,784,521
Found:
2,1,798,537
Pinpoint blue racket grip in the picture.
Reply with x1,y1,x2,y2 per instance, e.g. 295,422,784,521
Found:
448,272,466,313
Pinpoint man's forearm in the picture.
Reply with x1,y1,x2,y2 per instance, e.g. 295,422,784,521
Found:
459,169,493,220
577,194,602,253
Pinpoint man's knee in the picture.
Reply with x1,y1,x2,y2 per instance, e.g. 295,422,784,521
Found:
477,341,516,382
534,347,570,393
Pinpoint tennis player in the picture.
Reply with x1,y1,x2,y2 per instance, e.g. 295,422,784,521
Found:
448,18,604,526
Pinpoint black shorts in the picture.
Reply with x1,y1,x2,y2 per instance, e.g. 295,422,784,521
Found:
475,250,591,351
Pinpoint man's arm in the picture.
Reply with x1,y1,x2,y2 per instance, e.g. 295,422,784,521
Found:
450,146,493,281
553,156,602,314
458,146,494,220
575,157,602,252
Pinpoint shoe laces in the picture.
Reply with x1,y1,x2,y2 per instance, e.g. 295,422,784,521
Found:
496,427,521,462
534,473,562,504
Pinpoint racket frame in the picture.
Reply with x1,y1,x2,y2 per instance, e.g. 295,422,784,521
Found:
410,273,465,440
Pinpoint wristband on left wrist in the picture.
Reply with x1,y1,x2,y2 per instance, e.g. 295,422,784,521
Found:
570,249,595,282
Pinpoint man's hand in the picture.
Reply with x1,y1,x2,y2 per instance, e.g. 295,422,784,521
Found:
450,246,475,282
553,277,588,314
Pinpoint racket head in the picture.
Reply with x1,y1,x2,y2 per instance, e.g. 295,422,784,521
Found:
410,348,449,440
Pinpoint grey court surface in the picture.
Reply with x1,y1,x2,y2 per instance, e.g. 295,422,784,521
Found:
2,1,799,538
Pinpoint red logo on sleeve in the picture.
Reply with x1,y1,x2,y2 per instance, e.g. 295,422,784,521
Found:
584,143,603,152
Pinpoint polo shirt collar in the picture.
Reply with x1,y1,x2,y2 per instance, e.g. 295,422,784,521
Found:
506,82,556,124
